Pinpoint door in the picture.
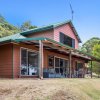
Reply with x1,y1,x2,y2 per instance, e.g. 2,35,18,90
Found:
21,48,39,76
54,57,69,78
28,51,38,75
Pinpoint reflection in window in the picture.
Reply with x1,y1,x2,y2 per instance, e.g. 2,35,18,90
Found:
55,58,60,67
28,52,38,75
48,56,69,77
21,48,38,76
55,57,69,77
55,68,59,73
77,63,83,69
60,32,75,48
21,49,27,75
60,59,64,67
48,56,54,67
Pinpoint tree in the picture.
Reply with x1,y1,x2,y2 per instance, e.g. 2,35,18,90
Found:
0,15,20,37
92,44,100,77
0,14,7,24
20,21,37,32
81,37,100,54
81,37,100,77
0,15,37,37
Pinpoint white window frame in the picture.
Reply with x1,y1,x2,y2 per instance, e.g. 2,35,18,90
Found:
48,55,69,75
54,56,69,75
20,47,39,76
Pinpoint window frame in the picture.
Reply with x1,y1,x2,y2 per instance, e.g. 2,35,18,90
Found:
59,32,75,48
54,56,69,75
20,47,39,76
48,55,69,76
48,55,54,68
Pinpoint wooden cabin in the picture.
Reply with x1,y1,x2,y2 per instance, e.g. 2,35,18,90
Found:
0,20,99,78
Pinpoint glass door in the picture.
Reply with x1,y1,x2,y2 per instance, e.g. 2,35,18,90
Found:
60,59,69,77
28,51,38,75
54,57,69,78
21,48,38,76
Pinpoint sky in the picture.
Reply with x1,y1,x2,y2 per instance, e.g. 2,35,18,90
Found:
0,0,100,44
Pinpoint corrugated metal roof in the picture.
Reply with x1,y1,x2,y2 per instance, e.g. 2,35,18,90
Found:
0,33,26,43
0,35,99,62
15,37,100,62
15,37,73,49
20,20,82,43
0,20,82,43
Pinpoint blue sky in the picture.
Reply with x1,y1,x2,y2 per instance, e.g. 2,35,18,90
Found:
0,0,100,44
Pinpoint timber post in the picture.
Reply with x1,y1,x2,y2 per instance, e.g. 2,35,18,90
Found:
69,50,72,78
39,40,44,79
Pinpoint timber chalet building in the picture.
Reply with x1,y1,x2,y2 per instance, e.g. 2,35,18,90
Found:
0,20,99,78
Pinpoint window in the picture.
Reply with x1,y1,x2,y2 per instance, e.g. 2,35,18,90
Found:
48,56,54,67
75,62,83,71
21,48,38,76
60,32,75,48
77,62,83,69
55,58,60,67
60,59,64,67
21,49,27,75
55,57,69,76
48,55,69,77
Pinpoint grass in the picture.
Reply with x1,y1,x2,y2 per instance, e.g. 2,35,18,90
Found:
0,79,100,100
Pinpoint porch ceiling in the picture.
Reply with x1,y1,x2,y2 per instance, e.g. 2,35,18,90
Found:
15,37,100,62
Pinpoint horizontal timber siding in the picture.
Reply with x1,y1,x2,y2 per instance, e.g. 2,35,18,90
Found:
27,30,54,40
0,44,13,78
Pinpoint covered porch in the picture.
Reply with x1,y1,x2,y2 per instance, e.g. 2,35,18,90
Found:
15,37,100,79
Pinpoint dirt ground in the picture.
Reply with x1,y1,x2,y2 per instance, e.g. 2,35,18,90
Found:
0,78,100,100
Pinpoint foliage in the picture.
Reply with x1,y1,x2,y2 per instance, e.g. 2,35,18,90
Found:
93,44,100,58
0,15,37,37
92,44,100,76
0,14,7,24
81,37,100,54
0,15,20,37
20,21,37,32
81,37,100,76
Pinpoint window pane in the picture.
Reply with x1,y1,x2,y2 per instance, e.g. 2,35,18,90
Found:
65,60,68,67
60,32,75,48
60,59,64,67
60,68,63,74
55,58,60,67
65,60,69,76
28,51,38,75
48,56,54,67
21,66,27,75
72,39,75,48
77,63,83,69
21,49,27,66
60,32,64,43
28,52,38,67
21,49,39,76
21,49,28,75
55,68,59,73
64,35,72,47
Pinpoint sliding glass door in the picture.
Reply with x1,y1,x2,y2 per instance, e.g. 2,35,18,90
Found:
21,48,38,76
55,57,69,77
28,51,38,75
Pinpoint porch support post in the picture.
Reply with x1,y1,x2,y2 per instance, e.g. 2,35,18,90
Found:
39,40,44,79
91,60,93,78
69,50,72,78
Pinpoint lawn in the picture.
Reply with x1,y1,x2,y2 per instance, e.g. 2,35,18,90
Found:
0,79,100,100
